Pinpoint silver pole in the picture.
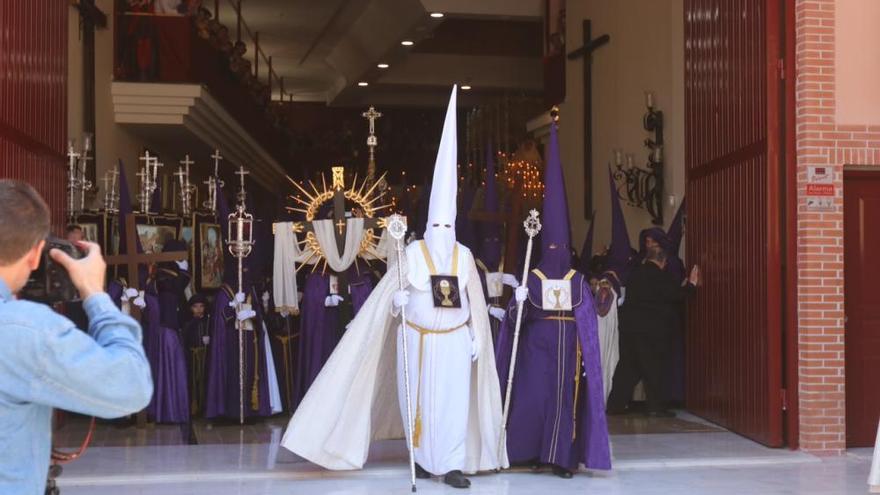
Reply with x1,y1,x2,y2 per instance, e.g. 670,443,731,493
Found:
498,209,542,457
387,214,417,492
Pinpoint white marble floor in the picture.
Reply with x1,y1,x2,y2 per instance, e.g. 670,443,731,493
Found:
54,428,874,494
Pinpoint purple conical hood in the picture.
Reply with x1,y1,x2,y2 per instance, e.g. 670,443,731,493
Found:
577,213,595,276
607,166,633,278
479,143,502,268
536,122,571,278
667,197,686,255
116,160,147,287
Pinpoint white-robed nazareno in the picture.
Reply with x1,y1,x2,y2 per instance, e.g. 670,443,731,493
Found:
280,241,507,474
870,420,879,492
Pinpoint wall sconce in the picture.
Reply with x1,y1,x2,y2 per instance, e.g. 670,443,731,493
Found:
611,91,665,225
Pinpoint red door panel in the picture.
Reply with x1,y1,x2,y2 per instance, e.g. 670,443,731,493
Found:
0,0,68,230
684,0,785,446
844,171,880,447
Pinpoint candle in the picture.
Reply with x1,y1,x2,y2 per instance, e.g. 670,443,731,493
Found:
653,146,663,162
236,217,244,243
83,133,92,151
625,154,635,169
645,91,655,109
614,149,623,166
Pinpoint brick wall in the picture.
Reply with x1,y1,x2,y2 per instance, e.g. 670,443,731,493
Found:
795,0,879,454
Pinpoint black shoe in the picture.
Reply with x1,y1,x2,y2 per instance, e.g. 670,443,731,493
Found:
443,470,471,489
414,463,431,479
551,465,574,479
646,409,676,418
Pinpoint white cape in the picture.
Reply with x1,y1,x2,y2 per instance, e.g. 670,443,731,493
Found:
281,245,508,474
597,291,619,405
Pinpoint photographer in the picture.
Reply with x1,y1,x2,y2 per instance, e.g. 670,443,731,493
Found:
0,181,153,495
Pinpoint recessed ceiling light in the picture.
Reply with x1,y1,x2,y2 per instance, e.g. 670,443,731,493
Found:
401,40,414,46
377,63,390,69
430,12,444,18
358,81,369,87
461,85,472,90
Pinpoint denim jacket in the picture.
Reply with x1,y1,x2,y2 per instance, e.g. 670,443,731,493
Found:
0,280,153,495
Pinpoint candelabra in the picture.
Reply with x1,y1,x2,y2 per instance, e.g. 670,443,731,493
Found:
175,155,197,216
66,134,94,220
227,164,254,425
101,169,120,213
136,150,162,214
203,150,225,214
612,91,665,225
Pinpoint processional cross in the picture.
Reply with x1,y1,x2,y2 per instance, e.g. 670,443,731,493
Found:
567,21,610,219
104,213,188,426
287,167,389,325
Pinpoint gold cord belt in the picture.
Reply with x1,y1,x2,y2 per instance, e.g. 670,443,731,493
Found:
405,319,468,447
543,316,575,321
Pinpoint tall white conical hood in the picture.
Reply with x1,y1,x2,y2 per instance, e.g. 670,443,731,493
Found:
423,85,459,258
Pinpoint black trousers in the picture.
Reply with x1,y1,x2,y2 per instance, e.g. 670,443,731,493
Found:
607,330,670,413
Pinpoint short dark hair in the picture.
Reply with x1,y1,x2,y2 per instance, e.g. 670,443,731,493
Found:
66,224,83,234
0,180,51,265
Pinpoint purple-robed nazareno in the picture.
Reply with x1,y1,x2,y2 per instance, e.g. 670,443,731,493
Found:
607,167,636,284
142,288,190,423
204,184,274,419
495,122,610,471
292,261,374,410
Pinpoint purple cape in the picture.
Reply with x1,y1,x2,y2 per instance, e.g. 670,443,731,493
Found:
292,265,373,410
204,283,274,419
495,271,611,471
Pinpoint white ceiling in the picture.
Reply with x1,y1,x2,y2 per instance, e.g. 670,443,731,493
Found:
216,0,543,106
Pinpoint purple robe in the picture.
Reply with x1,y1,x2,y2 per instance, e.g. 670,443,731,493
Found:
495,271,610,471
143,289,190,423
181,315,210,415
292,265,374,410
204,283,274,419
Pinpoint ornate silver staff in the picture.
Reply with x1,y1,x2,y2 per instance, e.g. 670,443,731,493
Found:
387,214,417,493
203,150,225,214
176,154,197,216
101,169,120,214
498,208,542,456
227,165,254,425
78,134,94,212
66,142,81,220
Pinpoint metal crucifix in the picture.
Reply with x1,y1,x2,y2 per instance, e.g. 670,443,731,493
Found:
567,20,610,219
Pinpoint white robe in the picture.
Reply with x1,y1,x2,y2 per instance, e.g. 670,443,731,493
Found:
870,420,880,491
597,290,620,405
281,242,508,474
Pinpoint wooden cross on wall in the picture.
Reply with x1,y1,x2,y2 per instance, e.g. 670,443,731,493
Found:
567,20,610,219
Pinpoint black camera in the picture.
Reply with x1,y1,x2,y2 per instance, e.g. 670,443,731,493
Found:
20,237,84,304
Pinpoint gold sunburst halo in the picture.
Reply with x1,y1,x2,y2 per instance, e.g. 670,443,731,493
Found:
287,168,390,271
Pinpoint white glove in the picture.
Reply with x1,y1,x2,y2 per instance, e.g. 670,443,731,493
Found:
229,292,246,308
324,295,344,307
236,309,257,321
501,273,519,288
470,338,480,362
514,286,528,303
280,309,290,318
202,335,210,345
489,306,506,321
123,288,139,300
132,291,146,308
392,290,410,309
175,260,189,271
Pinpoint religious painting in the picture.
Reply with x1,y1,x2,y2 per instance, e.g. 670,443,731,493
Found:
199,223,223,289
180,226,194,252
137,224,177,254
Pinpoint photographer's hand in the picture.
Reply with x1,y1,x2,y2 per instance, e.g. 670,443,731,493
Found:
50,241,106,300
